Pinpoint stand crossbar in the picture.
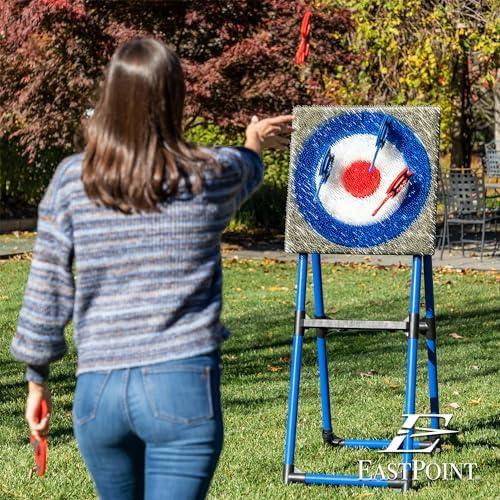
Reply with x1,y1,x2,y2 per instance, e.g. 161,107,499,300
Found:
303,318,430,332
283,253,440,492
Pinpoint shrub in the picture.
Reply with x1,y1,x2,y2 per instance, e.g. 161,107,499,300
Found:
0,139,66,216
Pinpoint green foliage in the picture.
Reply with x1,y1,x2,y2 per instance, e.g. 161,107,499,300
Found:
324,0,499,157
185,122,239,147
0,139,65,213
239,149,289,231
4,1,497,222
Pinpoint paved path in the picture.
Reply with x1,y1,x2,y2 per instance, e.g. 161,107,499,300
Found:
222,248,499,271
0,232,36,257
1,231,498,271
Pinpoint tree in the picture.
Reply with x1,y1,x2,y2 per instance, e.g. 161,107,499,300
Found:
325,0,499,169
0,0,357,163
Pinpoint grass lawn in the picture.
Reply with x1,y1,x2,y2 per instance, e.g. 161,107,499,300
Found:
0,257,498,499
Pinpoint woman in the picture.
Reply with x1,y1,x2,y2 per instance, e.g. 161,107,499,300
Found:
11,38,292,499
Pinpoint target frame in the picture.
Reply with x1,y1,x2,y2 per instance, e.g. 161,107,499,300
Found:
285,106,441,255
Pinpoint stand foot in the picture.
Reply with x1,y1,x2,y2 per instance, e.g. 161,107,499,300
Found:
283,464,306,484
322,430,343,447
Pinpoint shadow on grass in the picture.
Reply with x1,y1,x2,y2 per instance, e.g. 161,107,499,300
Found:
441,414,500,451
0,372,75,410
443,366,499,384
224,395,288,409
438,306,500,324
50,426,75,443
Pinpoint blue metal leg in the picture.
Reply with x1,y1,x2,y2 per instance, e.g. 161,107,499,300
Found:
424,255,440,430
402,256,422,483
282,253,431,491
283,254,308,479
305,474,389,488
311,253,333,440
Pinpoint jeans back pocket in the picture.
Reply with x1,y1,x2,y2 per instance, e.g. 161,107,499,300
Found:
73,371,111,425
142,365,213,425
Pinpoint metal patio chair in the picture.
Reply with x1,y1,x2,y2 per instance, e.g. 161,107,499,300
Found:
484,140,500,178
482,140,500,206
441,169,497,261
436,168,449,257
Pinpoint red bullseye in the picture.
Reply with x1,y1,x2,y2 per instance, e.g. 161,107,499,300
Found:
341,160,381,198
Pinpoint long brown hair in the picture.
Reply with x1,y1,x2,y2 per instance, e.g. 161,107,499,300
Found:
83,38,217,213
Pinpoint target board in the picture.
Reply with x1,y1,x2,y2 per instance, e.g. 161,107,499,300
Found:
285,106,441,255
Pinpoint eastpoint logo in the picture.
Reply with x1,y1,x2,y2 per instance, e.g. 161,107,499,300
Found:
358,460,478,481
358,413,479,481
380,413,458,454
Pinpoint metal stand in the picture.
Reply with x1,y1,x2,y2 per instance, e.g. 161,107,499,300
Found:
283,253,440,491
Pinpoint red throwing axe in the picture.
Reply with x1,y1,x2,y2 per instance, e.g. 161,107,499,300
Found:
296,9,312,65
30,399,49,477
372,167,413,217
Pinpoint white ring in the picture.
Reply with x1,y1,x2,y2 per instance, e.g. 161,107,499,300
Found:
316,134,410,226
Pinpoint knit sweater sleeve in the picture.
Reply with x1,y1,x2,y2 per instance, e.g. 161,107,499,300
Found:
212,146,264,210
231,147,264,208
10,157,76,381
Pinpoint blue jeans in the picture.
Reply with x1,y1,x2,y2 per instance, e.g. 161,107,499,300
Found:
72,351,223,500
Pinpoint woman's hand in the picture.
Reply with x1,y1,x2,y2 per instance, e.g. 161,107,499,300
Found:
26,381,52,440
244,114,293,155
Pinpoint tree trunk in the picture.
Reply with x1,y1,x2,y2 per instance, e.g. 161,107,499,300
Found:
495,70,500,144
0,141,7,205
450,35,472,171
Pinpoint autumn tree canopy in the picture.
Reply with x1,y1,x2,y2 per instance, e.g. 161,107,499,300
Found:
1,0,497,213
0,0,357,160
325,0,499,169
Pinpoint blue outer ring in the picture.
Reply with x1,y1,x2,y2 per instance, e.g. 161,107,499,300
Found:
294,111,431,248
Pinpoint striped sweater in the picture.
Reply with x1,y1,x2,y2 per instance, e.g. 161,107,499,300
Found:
10,147,263,382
